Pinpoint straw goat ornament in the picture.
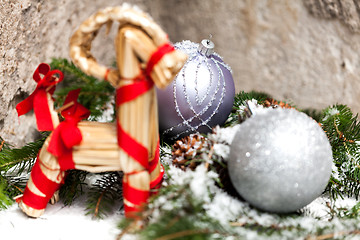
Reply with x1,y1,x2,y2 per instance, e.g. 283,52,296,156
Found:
15,5,187,218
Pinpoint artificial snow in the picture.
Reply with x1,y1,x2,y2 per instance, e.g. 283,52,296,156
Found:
159,145,173,166
208,125,240,145
0,199,122,240
204,191,244,224
167,164,218,203
208,125,240,161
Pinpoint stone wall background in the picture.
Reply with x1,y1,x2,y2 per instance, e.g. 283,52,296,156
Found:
1,0,360,146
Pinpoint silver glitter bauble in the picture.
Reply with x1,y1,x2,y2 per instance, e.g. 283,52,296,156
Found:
157,39,235,140
229,108,333,213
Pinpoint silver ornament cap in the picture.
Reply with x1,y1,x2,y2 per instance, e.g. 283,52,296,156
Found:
198,36,214,57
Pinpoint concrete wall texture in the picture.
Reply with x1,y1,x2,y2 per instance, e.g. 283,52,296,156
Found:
1,0,360,146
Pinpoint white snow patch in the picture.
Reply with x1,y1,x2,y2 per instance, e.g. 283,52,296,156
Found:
0,201,122,240
322,107,340,121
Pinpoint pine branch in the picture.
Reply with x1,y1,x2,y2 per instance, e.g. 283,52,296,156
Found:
142,221,220,240
0,135,46,174
233,90,271,107
120,185,229,240
320,105,360,200
305,230,360,240
0,177,15,209
343,201,360,218
59,170,88,206
154,229,211,240
0,175,28,209
86,172,123,219
224,90,271,126
50,58,115,121
328,200,360,219
0,135,46,208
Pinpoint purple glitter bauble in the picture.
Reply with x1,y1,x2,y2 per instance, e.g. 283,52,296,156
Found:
157,40,235,140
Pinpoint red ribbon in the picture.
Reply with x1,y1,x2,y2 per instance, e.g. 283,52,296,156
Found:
19,154,63,210
150,164,164,190
149,141,164,191
145,43,175,77
122,165,164,218
123,181,150,206
148,140,160,173
116,43,175,217
124,205,143,219
16,63,64,131
31,158,62,195
116,42,175,161
116,43,175,106
123,180,149,219
116,76,154,106
117,122,149,169
47,89,90,170
21,186,50,210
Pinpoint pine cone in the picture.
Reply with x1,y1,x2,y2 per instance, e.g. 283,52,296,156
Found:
264,98,294,109
172,133,244,200
172,134,206,170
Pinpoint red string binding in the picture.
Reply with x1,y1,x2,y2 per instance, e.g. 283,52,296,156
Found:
150,164,164,190
104,68,110,81
148,140,160,173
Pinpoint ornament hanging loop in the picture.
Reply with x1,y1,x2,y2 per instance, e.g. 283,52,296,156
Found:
207,34,212,45
198,35,215,57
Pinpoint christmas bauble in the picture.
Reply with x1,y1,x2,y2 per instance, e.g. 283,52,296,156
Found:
228,108,333,213
157,39,235,140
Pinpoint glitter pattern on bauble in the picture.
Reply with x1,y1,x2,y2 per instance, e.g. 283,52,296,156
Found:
157,40,235,140
228,108,333,213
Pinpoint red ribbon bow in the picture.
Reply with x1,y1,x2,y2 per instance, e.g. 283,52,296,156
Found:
47,89,90,170
16,63,64,131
